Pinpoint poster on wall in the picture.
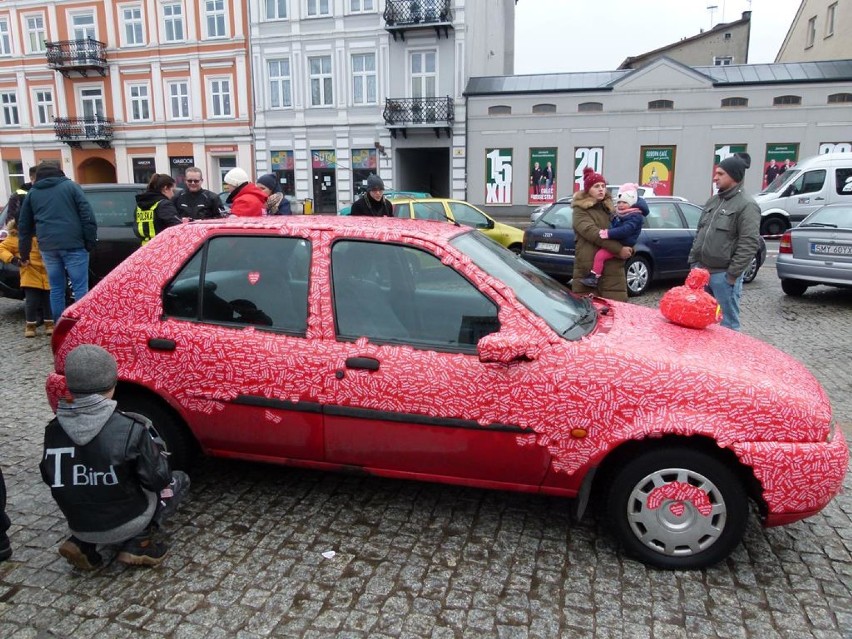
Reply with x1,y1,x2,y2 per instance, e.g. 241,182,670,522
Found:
528,148,557,205
351,149,378,170
485,148,513,205
639,146,675,196
763,143,798,189
312,149,337,169
712,144,747,194
819,142,852,155
573,147,604,193
271,150,295,171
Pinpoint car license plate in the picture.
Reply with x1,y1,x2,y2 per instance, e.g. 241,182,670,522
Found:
811,243,852,256
535,242,560,252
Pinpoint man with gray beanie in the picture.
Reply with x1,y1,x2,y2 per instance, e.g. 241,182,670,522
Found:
350,174,393,217
688,152,760,330
39,344,189,570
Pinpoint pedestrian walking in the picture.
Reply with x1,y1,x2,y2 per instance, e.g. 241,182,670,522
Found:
0,210,52,337
18,163,97,319
688,152,760,331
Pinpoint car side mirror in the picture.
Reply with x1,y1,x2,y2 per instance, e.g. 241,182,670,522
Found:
484,217,495,230
477,331,539,364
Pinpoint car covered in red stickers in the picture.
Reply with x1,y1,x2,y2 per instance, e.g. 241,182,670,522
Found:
46,216,848,569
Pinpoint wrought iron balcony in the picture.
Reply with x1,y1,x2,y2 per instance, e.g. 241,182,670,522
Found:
383,97,454,137
46,39,107,77
54,117,114,149
384,0,453,40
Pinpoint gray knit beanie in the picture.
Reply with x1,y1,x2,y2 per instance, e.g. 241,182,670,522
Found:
718,152,751,183
65,345,118,395
366,174,385,191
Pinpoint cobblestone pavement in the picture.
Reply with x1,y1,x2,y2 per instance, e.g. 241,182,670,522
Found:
1,248,851,639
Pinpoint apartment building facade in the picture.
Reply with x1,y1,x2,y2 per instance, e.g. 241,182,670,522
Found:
249,0,514,213
0,0,253,204
776,0,849,62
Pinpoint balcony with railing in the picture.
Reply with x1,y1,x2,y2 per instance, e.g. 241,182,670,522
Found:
383,96,454,137
54,117,114,149
46,38,107,77
384,0,453,40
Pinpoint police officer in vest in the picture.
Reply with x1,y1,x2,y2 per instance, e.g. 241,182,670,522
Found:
134,174,181,246
172,167,226,220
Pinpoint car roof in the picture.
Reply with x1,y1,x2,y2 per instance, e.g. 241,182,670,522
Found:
80,183,146,190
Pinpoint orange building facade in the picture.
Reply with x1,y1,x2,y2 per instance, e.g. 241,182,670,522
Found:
0,0,253,203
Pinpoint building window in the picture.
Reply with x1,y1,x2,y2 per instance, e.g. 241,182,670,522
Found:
6,160,25,192
714,56,733,66
806,16,816,48
1,92,19,126
0,19,11,56
351,53,376,105
410,51,436,98
827,93,852,104
309,55,333,106
648,99,674,110
209,78,232,117
71,13,96,40
122,5,145,45
488,105,511,115
350,0,374,12
721,97,748,108
206,0,226,37
128,84,151,121
25,15,47,54
773,95,801,106
724,32,732,40
167,81,190,119
826,2,837,37
578,102,603,112
33,89,54,125
268,59,292,108
532,103,556,114
266,0,287,19
163,3,185,42
307,0,331,16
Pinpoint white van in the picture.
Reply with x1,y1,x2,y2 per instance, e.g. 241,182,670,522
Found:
755,153,852,235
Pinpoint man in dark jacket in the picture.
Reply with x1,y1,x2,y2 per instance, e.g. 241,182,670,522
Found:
18,163,97,319
40,345,189,570
688,152,760,331
172,167,226,219
350,174,393,217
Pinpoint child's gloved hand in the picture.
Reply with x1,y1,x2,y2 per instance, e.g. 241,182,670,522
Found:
599,229,609,239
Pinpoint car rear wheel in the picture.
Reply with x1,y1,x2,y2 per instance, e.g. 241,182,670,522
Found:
742,255,760,283
606,447,748,570
781,279,809,297
760,216,787,237
625,256,651,296
115,391,194,470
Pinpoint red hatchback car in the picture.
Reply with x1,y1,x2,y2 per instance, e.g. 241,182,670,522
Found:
47,217,848,569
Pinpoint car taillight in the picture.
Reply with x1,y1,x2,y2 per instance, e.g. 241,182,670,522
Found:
50,316,78,355
779,232,793,254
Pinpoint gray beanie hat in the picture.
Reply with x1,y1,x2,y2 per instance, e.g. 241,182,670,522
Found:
366,174,385,191
718,152,751,183
65,345,118,395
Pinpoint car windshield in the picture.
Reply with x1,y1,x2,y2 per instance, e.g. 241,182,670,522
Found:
761,169,800,195
538,202,573,228
801,206,852,229
451,231,595,340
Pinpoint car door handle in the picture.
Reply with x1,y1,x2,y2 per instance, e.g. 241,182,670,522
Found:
345,356,380,371
814,196,825,201
148,338,176,351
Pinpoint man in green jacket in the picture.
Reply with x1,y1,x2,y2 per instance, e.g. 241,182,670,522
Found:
688,153,760,330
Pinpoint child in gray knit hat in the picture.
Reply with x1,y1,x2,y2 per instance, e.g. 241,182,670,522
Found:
39,344,189,570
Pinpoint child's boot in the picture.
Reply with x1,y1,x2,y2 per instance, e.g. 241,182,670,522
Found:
579,272,600,288
43,320,54,336
24,322,37,338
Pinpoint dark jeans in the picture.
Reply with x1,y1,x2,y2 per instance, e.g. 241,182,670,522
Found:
23,287,52,323
0,465,10,539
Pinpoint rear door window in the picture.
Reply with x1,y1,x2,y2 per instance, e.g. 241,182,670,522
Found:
448,202,490,229
85,189,141,227
410,201,446,221
836,168,852,195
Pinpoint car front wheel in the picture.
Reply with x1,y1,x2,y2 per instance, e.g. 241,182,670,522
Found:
781,279,809,296
606,447,748,570
760,216,788,236
115,391,194,470
625,255,651,296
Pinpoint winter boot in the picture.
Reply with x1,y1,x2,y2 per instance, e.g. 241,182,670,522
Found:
24,322,37,338
579,272,600,288
58,536,102,571
117,534,168,566
43,320,54,336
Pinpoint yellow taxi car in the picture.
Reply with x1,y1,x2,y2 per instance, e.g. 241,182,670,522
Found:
393,198,524,253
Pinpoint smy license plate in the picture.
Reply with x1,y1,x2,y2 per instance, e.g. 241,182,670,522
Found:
536,242,560,252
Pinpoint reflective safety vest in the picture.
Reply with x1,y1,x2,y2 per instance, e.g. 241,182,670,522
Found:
134,200,159,245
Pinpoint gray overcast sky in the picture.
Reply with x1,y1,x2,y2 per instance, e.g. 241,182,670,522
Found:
514,0,801,74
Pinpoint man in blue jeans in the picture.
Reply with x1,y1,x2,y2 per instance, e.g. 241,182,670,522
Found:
18,163,97,319
688,153,760,330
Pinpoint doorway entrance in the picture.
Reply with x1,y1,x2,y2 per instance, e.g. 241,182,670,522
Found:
395,147,450,197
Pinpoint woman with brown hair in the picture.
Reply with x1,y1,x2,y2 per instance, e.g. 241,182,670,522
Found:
134,174,182,245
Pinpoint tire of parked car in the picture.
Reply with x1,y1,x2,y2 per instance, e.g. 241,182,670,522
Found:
742,255,760,284
760,215,788,237
114,390,195,470
625,255,651,297
605,447,749,570
781,279,809,297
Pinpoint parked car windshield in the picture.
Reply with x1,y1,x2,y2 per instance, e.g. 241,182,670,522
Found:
761,168,801,195
800,205,852,228
451,231,595,340
537,202,574,228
